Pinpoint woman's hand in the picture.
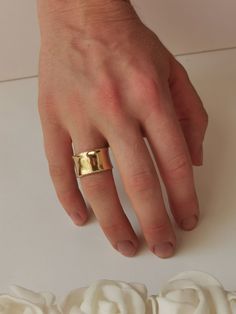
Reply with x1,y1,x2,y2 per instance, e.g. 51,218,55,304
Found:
37,0,208,258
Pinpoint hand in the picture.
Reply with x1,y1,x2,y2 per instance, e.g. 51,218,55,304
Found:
37,0,208,258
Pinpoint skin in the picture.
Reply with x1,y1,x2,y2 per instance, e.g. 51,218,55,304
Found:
37,0,208,258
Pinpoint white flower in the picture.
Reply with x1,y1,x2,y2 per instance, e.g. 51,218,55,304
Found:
155,271,234,314
1,272,235,314
0,285,61,314
228,291,236,313
61,280,148,314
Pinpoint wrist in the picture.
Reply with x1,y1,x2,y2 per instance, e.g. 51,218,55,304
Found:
37,0,138,45
37,0,135,28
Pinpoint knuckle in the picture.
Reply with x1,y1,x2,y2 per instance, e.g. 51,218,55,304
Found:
194,107,209,134
127,169,156,194
142,77,161,98
144,220,170,237
181,66,189,80
101,221,124,235
48,163,66,180
176,61,190,81
38,101,60,128
94,79,132,133
57,186,78,208
135,75,162,102
43,112,59,129
82,175,110,199
96,79,122,117
200,109,209,127
38,92,55,111
133,75,167,121
166,154,191,180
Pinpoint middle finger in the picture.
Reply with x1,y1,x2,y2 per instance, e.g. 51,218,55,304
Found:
107,120,176,258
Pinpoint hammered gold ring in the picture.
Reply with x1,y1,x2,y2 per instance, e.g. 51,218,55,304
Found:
72,147,113,178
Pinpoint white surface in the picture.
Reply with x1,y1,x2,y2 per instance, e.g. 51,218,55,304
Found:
0,0,236,81
0,48,236,299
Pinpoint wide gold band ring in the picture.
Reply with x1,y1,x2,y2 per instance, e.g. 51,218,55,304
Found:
72,147,113,178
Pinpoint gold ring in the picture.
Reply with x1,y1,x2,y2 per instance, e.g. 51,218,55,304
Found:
72,147,113,178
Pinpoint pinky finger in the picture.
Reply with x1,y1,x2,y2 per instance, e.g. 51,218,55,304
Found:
169,59,208,166
41,120,88,226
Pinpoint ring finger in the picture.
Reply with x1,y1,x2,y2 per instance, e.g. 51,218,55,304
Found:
72,133,139,257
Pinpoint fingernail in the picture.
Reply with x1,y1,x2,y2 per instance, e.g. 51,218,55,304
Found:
71,212,86,226
181,215,198,231
154,242,174,258
117,241,136,257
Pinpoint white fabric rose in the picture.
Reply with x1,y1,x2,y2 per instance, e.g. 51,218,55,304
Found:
61,280,148,314
0,285,61,314
1,272,235,314
155,271,235,314
228,292,236,313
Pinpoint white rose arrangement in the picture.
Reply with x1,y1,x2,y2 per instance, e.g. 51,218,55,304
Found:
0,285,61,314
0,272,235,314
155,271,236,314
61,280,148,314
